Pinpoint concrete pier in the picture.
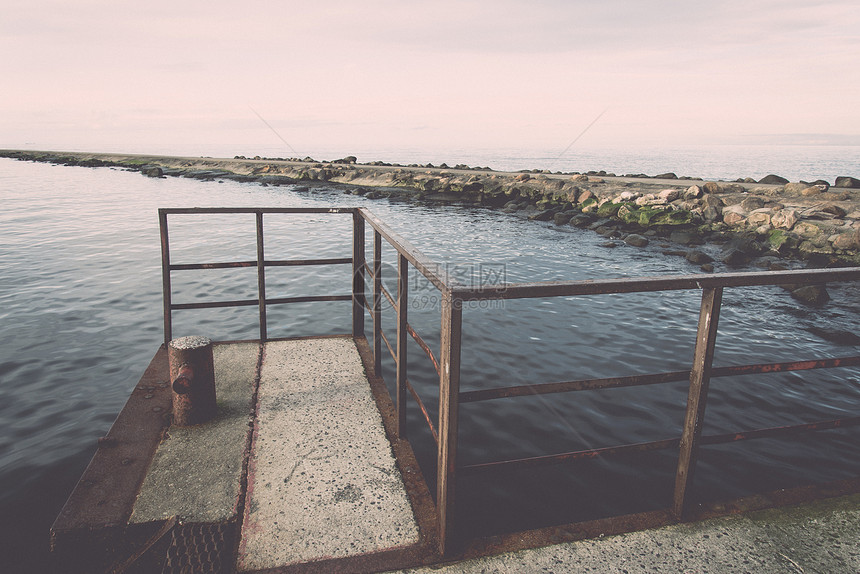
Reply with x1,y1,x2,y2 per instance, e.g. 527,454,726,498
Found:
52,335,860,573
237,338,419,570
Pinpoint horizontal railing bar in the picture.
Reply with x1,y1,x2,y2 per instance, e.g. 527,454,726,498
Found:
407,323,440,375
460,438,681,475
711,356,860,377
700,416,860,445
460,416,860,476
171,299,258,310
381,284,396,310
406,379,439,445
171,261,257,270
381,328,397,364
453,267,860,301
266,295,353,305
171,295,351,310
459,356,860,403
460,371,690,403
170,257,352,271
265,257,353,267
358,208,455,293
159,207,357,215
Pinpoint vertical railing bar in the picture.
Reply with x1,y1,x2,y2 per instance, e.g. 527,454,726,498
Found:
437,291,462,556
256,211,267,341
373,230,382,376
159,209,172,347
396,254,409,438
673,286,723,519
352,212,366,338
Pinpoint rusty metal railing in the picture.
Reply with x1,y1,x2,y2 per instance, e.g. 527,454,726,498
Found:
159,206,860,556
158,207,357,344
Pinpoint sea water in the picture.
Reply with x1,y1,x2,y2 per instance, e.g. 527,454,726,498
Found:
1,148,859,571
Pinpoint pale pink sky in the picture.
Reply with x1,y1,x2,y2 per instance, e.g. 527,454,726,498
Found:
3,0,859,158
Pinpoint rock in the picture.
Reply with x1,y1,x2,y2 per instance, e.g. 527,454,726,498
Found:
658,189,680,202
759,174,789,185
686,250,714,264
553,212,573,225
723,211,746,226
515,173,531,182
793,221,825,240
720,248,750,266
740,196,766,211
700,263,715,273
834,176,860,188
820,204,847,218
783,182,809,194
832,231,860,250
702,181,722,194
569,214,594,227
771,209,799,230
624,234,649,247
670,230,701,245
823,190,851,201
333,155,357,164
141,165,163,177
790,285,830,305
528,209,555,221
801,186,823,197
655,172,678,179
746,210,772,227
601,242,619,248
578,190,594,203
701,195,723,222
684,185,703,200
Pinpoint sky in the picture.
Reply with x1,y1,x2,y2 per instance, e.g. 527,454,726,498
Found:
2,0,859,159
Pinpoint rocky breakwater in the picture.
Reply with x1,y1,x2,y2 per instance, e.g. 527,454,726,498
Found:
3,150,860,280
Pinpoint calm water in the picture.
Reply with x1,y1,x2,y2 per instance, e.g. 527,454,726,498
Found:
1,150,859,570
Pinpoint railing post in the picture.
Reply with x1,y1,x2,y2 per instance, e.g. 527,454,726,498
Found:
673,286,723,519
437,291,462,555
159,209,172,347
396,254,409,438
352,211,366,338
256,211,268,341
373,230,382,376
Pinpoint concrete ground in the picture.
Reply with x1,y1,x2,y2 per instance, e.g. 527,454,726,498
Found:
130,342,259,524
123,337,858,573
393,494,860,574
236,338,419,571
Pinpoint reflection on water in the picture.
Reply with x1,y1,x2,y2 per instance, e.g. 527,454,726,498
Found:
1,158,859,569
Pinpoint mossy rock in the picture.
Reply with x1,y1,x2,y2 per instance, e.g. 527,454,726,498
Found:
617,204,641,225
650,210,693,226
636,206,667,226
596,201,622,217
767,229,789,249
580,197,597,209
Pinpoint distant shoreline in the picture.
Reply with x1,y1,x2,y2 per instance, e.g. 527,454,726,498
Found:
3,149,860,285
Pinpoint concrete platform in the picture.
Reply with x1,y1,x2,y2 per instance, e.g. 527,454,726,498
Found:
237,338,420,571
392,493,860,573
53,335,859,573
130,342,259,524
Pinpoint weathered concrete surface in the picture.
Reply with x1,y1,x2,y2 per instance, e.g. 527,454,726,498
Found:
237,338,419,571
130,342,259,523
393,494,860,573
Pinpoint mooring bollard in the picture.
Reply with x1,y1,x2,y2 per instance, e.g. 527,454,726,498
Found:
168,335,217,426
